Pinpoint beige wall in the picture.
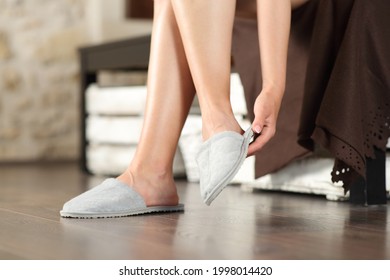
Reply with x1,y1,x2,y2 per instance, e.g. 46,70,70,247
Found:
0,0,152,162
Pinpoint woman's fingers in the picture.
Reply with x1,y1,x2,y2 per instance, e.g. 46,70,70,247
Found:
247,125,275,156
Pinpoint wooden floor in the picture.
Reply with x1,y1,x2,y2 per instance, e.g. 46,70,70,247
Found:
0,162,389,260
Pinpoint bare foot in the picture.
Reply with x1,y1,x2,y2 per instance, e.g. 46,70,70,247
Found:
201,110,243,140
117,168,179,207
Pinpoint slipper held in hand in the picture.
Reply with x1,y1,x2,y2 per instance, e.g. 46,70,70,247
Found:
196,127,253,206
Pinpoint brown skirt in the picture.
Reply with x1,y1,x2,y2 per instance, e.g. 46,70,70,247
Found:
232,0,390,192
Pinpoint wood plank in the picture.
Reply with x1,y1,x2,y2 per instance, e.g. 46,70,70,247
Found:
0,209,192,259
0,162,389,259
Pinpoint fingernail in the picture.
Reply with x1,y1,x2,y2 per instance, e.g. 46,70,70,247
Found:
254,125,261,134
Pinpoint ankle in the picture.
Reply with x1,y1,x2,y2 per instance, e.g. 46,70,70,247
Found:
201,110,242,140
129,161,173,182
117,165,178,207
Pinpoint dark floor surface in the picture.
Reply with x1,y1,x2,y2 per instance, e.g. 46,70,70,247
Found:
0,162,389,260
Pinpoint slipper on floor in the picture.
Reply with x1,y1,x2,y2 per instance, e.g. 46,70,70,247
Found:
60,178,184,219
196,127,253,206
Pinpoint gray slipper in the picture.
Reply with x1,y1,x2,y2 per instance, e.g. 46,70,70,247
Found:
60,178,184,218
196,127,254,205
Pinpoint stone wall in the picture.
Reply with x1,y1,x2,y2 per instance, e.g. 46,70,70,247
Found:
0,0,88,161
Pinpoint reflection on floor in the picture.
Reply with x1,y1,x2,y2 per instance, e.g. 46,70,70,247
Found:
0,162,389,260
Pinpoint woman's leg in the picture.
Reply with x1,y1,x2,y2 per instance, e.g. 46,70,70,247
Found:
171,0,242,140
170,0,310,142
117,0,195,207
235,0,310,19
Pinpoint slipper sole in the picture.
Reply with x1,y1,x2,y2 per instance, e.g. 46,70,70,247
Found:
60,204,184,219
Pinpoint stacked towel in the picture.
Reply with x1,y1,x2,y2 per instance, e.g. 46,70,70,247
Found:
85,71,186,177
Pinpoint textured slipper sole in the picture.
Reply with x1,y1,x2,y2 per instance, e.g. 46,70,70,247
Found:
204,128,254,206
60,204,184,219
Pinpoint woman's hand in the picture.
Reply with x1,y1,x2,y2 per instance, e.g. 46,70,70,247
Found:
247,87,283,156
